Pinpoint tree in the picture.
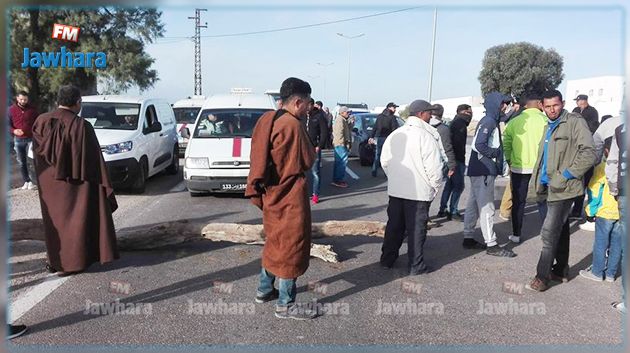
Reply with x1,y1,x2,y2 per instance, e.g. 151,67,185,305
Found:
9,7,164,111
478,42,564,98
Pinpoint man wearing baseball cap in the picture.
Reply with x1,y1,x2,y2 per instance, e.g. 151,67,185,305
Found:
379,99,444,275
369,102,400,177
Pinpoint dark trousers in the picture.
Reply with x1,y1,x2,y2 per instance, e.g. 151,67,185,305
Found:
510,172,532,237
439,161,466,214
536,199,573,281
381,196,430,274
571,167,594,217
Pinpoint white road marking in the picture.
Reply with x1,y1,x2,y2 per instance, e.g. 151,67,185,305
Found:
346,167,360,180
8,252,47,264
9,274,69,323
169,180,186,193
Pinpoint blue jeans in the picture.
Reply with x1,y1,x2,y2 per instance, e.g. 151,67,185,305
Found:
256,267,296,308
333,146,348,183
371,137,386,176
13,137,32,183
308,149,322,196
591,217,623,279
439,161,466,214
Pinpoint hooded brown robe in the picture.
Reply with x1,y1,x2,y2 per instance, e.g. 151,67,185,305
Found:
246,110,315,279
32,107,119,272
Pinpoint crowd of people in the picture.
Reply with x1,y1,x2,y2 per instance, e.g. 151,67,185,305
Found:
6,78,626,327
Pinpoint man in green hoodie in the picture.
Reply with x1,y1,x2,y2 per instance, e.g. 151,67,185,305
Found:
502,92,548,244
526,90,596,292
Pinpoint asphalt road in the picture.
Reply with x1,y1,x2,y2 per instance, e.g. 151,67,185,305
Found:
6,148,626,349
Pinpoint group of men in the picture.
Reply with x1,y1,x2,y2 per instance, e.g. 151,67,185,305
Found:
6,78,626,330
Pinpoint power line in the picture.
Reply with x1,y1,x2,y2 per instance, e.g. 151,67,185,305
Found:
159,7,422,40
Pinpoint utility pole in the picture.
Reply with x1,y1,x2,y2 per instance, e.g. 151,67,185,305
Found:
428,8,437,102
337,33,364,102
188,8,207,96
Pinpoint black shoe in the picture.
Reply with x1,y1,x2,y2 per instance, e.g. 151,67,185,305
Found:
7,324,27,340
409,266,433,276
380,261,394,270
255,288,279,303
445,211,452,221
486,245,517,258
463,238,487,250
45,263,57,273
437,210,447,218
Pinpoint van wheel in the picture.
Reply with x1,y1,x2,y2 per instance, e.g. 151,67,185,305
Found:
131,158,147,194
166,145,179,175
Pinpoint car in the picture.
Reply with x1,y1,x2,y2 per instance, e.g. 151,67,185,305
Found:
81,95,179,193
181,93,276,195
172,96,205,157
27,96,179,193
350,113,378,165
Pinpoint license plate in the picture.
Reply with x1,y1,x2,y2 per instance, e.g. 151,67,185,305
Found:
221,183,246,191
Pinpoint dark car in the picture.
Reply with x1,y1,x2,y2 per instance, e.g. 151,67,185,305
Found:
350,113,378,166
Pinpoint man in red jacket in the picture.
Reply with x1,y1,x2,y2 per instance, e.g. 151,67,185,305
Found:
8,91,38,190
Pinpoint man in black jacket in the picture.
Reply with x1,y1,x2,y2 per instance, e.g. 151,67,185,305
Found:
438,104,472,221
570,94,599,219
304,99,329,204
369,102,399,177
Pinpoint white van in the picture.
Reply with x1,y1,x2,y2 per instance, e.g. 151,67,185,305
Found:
181,93,276,195
172,96,205,156
80,95,179,193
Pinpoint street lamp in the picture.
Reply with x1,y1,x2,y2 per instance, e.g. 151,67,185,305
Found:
337,33,364,102
316,62,334,103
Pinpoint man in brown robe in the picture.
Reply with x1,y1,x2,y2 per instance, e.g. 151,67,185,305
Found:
246,77,316,320
32,85,118,276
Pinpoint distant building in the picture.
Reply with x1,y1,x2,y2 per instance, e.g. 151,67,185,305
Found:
432,96,485,122
564,75,624,118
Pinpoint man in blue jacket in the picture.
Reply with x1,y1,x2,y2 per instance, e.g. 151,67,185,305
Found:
462,91,516,257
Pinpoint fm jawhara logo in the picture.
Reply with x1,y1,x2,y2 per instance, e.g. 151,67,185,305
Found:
21,23,107,69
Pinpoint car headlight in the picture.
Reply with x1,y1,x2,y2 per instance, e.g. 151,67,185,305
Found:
102,141,133,154
185,157,210,169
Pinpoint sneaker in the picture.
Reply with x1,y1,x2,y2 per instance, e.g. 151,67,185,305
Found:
612,301,626,313
451,212,464,221
20,182,29,190
486,245,516,257
331,181,348,188
409,266,433,276
578,269,603,282
605,276,615,283
311,195,319,205
27,182,37,190
436,210,447,218
427,220,438,229
548,273,568,283
525,277,549,292
498,213,510,221
508,235,520,244
578,221,595,232
462,238,487,250
7,324,27,339
445,211,452,221
275,303,317,320
255,288,279,304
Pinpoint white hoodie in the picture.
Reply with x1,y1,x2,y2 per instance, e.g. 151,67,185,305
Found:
380,116,444,201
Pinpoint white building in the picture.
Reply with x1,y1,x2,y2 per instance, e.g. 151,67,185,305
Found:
432,96,485,122
564,75,624,118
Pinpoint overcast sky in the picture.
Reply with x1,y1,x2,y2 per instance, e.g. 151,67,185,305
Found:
129,0,625,109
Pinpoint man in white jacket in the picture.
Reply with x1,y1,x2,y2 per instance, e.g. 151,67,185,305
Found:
379,99,444,275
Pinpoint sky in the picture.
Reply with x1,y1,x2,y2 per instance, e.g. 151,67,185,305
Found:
127,0,625,110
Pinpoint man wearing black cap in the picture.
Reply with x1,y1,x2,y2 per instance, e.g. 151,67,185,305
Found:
369,102,400,177
379,99,444,275
570,94,599,220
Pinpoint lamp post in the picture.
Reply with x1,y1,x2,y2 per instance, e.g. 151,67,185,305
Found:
336,33,364,102
428,8,438,101
316,61,334,102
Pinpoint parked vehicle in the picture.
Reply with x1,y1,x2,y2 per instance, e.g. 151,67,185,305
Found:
350,113,378,165
181,93,275,195
172,96,205,157
80,95,179,193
